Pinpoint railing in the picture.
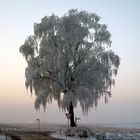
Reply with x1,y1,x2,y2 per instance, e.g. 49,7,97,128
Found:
0,129,20,140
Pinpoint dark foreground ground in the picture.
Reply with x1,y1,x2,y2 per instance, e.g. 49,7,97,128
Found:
0,130,62,140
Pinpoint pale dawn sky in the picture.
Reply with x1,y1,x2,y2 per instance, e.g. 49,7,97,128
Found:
0,0,140,124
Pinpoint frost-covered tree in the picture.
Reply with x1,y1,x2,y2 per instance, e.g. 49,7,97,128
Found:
20,9,120,127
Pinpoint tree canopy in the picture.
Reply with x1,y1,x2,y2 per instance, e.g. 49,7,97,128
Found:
20,9,120,114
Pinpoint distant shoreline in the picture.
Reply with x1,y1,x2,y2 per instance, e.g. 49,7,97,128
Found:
1,122,140,132
80,122,140,129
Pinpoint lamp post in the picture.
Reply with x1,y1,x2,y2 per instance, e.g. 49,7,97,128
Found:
65,113,71,135
36,119,40,131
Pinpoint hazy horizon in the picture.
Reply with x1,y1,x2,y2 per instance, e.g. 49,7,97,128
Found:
0,0,140,124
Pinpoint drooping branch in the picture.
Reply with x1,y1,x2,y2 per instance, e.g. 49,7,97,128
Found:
20,9,120,114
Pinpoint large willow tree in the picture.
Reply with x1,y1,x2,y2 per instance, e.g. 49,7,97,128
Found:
20,9,120,127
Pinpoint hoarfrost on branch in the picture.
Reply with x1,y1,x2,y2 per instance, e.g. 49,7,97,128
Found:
20,9,120,114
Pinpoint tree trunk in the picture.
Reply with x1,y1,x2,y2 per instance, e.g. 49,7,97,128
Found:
69,102,76,127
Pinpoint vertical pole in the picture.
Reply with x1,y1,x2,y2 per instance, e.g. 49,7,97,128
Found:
5,133,7,140
68,118,69,133
36,119,40,131
75,116,77,127
38,119,40,131
66,118,70,137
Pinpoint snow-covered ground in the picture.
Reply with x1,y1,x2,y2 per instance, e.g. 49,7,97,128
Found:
50,127,97,140
51,131,140,140
51,133,96,140
1,123,140,140
50,126,140,140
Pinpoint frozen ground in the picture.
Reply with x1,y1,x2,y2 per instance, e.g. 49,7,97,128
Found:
1,123,140,140
50,126,140,140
